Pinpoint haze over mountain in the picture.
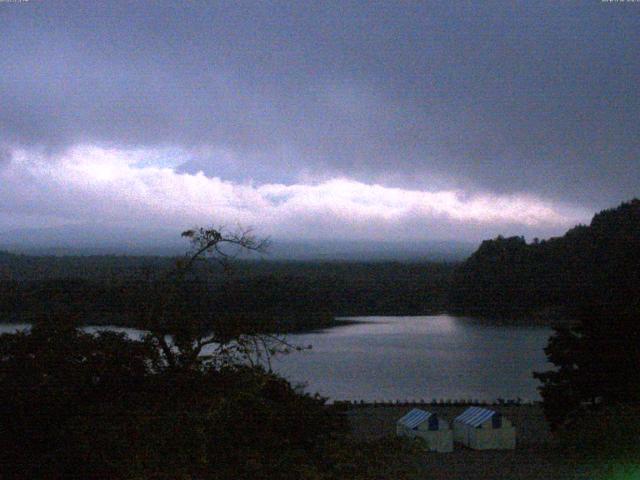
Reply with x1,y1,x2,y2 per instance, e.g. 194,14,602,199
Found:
1,2,638,246
0,223,475,261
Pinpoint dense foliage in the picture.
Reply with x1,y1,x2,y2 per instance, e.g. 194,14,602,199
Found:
0,318,352,479
447,199,640,436
0,227,430,479
449,198,640,321
0,257,454,332
2,200,640,474
527,200,639,432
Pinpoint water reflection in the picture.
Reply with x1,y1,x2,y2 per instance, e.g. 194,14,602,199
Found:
272,315,552,402
0,316,552,403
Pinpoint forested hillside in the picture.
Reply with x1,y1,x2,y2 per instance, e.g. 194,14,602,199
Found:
0,254,454,331
2,199,638,328
449,199,640,320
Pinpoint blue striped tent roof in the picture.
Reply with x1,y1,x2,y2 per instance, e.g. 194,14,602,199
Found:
397,408,433,429
454,407,496,428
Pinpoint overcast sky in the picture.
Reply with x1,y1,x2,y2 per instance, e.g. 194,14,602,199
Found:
1,1,638,243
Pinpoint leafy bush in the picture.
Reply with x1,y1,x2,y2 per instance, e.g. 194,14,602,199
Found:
0,320,349,479
553,404,640,460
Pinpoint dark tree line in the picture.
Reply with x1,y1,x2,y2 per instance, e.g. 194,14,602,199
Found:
3,199,640,457
0,318,350,479
449,199,640,322
0,256,453,332
449,199,640,445
0,227,424,479
533,202,640,431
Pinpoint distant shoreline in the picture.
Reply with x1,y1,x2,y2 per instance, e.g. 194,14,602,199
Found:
0,312,562,336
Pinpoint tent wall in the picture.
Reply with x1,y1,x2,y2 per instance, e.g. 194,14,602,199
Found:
453,412,516,450
396,414,453,452
453,422,466,444
468,426,516,450
414,429,454,452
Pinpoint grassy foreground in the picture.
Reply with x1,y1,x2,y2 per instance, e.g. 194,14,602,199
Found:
345,405,639,480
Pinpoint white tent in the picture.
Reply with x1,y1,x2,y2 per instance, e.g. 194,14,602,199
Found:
396,408,453,452
453,406,516,450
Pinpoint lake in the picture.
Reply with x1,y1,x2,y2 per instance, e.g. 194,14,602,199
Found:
271,315,553,402
0,315,553,402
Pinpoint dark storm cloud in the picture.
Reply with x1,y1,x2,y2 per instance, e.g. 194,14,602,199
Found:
1,1,638,208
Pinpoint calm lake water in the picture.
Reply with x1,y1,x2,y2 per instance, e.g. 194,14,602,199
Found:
272,315,553,402
0,315,553,402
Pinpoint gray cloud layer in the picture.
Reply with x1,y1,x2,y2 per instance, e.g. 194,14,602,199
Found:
1,1,638,239
0,145,587,242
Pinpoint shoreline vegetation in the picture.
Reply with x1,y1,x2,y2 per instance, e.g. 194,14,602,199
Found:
449,199,640,322
2,200,637,333
0,256,454,332
1,200,638,478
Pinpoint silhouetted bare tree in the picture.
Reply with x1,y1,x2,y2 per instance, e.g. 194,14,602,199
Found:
138,226,306,371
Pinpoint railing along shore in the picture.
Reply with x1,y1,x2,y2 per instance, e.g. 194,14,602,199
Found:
332,398,537,408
